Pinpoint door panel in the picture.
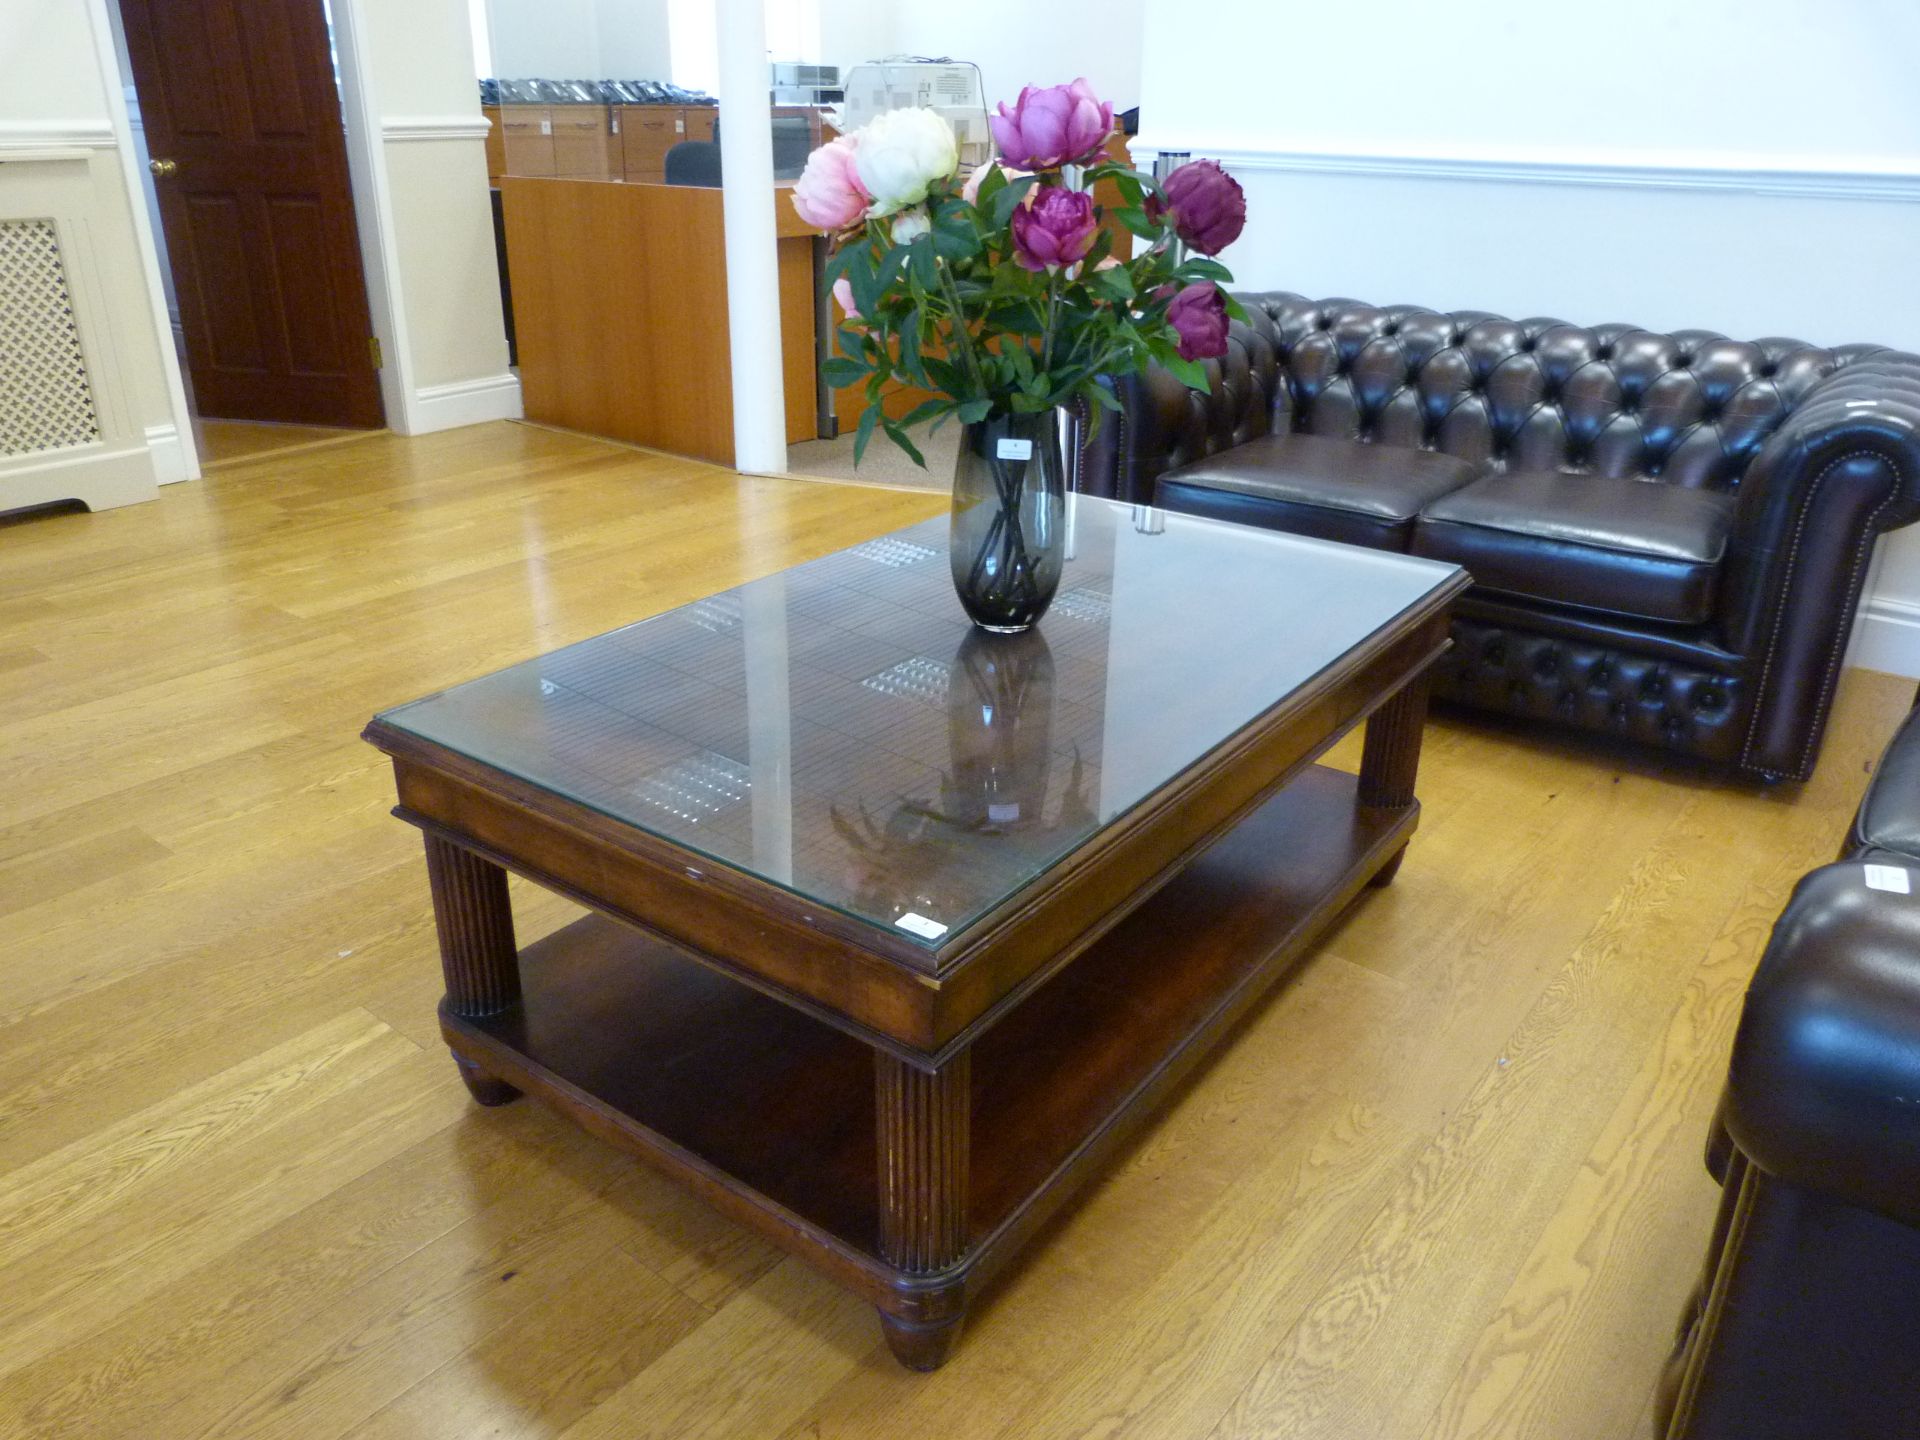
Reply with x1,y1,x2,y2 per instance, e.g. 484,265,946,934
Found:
121,0,384,428
266,197,348,373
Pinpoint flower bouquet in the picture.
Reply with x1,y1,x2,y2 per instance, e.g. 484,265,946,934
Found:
791,79,1246,631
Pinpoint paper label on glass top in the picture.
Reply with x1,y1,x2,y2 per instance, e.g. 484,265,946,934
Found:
996,438,1033,461
1865,863,1911,894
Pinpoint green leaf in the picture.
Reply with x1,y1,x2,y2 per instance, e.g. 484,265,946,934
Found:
990,175,1040,230
1175,257,1234,284
909,236,939,291
1114,207,1158,240
896,397,953,430
898,306,926,384
932,222,980,262
1223,294,1249,323
1113,172,1143,207
881,420,926,468
846,248,880,322
1163,353,1212,393
1087,264,1135,303
957,398,992,424
973,164,1007,212
821,357,866,389
852,404,880,467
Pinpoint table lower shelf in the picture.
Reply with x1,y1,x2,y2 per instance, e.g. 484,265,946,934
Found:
443,762,1412,1317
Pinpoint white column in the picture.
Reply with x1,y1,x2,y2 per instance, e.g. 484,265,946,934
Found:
714,0,787,474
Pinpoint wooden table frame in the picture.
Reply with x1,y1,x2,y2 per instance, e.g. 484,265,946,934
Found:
364,580,1465,1370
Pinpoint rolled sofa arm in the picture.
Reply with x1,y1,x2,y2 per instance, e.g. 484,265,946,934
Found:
1718,350,1920,778
1087,297,1287,503
1723,860,1920,1228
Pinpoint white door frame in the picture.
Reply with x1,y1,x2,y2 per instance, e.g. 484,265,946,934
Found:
84,0,421,464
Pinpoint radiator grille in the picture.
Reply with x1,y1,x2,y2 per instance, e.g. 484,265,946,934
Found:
0,219,101,457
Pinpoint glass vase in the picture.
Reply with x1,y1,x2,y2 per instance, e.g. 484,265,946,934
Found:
949,408,1069,632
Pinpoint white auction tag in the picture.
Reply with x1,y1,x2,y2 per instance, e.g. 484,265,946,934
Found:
895,911,949,940
996,438,1033,461
1864,863,1911,894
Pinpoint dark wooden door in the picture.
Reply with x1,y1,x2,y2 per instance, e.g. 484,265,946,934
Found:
120,0,385,428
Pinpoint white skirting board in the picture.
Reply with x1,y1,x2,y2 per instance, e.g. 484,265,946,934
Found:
0,441,159,513
399,373,523,435
1851,597,1920,680
145,422,193,484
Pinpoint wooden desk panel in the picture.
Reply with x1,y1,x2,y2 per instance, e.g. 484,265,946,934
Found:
503,177,819,467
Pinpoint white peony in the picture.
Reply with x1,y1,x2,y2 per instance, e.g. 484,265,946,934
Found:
853,107,958,217
889,206,931,243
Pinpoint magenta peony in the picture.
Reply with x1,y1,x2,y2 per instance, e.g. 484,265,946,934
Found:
791,135,870,230
988,79,1113,170
1147,160,1246,256
1165,281,1230,360
1010,186,1099,272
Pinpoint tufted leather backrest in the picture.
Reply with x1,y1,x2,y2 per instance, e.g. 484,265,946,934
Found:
1126,292,1874,497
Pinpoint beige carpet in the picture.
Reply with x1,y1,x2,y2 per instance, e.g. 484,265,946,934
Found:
785,423,958,490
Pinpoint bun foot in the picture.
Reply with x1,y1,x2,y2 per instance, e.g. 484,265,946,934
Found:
1368,844,1408,888
879,1312,963,1372
454,1053,521,1106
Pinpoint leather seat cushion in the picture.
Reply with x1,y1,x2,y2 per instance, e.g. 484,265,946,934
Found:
1411,471,1737,625
1852,702,1920,861
1154,433,1482,551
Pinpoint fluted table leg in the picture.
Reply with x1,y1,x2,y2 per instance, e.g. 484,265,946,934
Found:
1358,673,1430,886
875,1049,971,1369
423,833,523,1105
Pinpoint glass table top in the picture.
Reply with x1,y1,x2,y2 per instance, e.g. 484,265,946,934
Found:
376,498,1460,946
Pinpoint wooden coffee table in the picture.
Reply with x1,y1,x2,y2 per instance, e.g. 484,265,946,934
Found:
363,498,1466,1370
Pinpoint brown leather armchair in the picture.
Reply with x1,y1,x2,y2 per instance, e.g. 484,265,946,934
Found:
1083,294,1920,779
1656,698,1920,1436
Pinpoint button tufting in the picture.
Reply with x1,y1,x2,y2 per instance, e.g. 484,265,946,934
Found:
1643,673,1665,697
1697,688,1721,711
1676,353,1693,368
1535,651,1559,676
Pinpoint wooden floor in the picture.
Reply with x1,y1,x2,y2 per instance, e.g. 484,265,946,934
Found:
0,419,1907,1440
195,418,376,469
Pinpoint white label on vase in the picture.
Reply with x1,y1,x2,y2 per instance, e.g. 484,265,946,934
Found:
996,438,1033,461
540,116,552,135
895,911,948,940
1865,863,1911,894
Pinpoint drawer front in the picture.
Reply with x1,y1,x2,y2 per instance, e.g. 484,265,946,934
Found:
500,106,556,177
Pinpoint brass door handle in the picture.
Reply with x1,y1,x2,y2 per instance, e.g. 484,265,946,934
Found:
149,158,178,178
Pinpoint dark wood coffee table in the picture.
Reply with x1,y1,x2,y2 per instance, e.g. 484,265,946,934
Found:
363,498,1466,1369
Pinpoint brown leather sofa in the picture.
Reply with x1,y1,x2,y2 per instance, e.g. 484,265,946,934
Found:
1655,698,1920,1436
1081,294,1920,779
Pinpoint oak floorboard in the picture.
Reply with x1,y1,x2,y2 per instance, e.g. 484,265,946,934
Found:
0,418,1907,1438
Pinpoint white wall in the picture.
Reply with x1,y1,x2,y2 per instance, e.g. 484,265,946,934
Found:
0,0,187,507
486,0,669,79
1136,0,1920,674
351,0,518,428
886,1,1145,114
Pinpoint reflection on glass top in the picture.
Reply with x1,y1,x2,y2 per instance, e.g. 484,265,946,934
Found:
377,499,1458,946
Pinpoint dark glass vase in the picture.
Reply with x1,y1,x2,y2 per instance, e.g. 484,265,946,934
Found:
949,408,1069,632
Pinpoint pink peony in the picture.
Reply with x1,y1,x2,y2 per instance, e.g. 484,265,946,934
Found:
1165,281,1230,361
1147,159,1246,256
989,79,1113,170
791,136,870,231
1010,186,1099,273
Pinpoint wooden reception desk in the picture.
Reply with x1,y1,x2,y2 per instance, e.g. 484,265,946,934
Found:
500,177,819,467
